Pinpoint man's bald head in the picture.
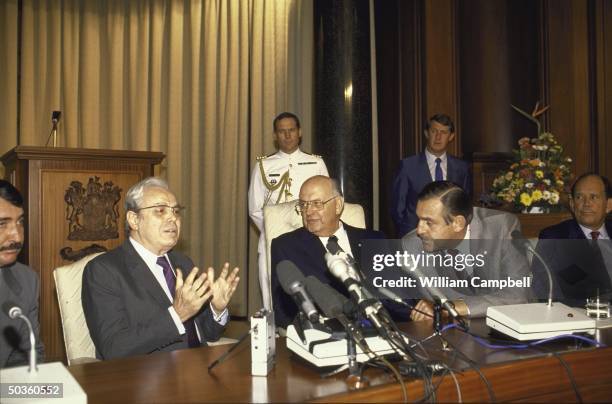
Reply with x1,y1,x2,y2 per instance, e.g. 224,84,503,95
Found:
298,176,344,237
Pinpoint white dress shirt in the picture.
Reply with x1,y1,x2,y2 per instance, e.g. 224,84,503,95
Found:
129,237,228,338
319,222,354,257
425,149,448,181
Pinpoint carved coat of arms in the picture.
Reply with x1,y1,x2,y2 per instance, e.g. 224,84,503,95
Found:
64,177,122,241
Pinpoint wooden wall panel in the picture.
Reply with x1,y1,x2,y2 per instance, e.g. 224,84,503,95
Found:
459,0,540,154
423,0,460,156
593,0,612,180
543,0,592,176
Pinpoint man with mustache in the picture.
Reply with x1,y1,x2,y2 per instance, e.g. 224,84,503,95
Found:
0,180,44,368
82,177,240,359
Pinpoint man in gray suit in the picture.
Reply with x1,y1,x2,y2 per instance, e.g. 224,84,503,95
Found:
82,177,240,359
403,181,530,320
0,180,44,368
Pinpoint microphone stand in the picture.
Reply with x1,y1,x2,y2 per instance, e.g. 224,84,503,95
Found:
207,328,252,372
345,320,370,389
45,119,59,147
431,299,451,351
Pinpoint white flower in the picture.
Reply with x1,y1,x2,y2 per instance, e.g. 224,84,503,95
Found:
543,179,551,186
550,192,560,204
539,161,546,167
566,157,572,162
543,190,551,200
525,183,534,189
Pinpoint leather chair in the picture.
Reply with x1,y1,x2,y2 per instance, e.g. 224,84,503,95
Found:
53,253,104,365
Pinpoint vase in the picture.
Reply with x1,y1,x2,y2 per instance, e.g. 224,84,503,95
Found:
522,206,549,214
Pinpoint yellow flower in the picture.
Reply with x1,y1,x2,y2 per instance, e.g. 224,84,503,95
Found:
520,193,532,207
535,170,544,179
532,190,543,201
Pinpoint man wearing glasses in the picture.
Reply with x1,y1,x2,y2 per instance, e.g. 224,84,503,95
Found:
391,114,471,237
248,112,328,310
82,177,240,359
269,176,384,328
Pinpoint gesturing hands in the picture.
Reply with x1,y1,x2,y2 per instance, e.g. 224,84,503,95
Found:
173,267,212,322
209,263,240,314
172,264,240,322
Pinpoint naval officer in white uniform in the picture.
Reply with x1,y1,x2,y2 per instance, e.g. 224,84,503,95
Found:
248,112,328,309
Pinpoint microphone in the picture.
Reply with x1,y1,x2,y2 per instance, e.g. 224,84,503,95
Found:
325,252,364,301
325,253,392,336
511,230,553,306
399,239,466,326
276,260,320,323
2,301,37,372
51,110,62,124
304,276,369,351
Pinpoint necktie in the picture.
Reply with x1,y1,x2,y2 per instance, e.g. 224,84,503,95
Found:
156,256,200,348
590,231,601,251
435,158,443,181
327,235,343,254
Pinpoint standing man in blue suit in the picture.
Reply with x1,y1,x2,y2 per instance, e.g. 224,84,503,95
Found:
391,114,472,237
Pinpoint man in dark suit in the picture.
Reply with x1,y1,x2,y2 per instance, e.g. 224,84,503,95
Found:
82,177,240,360
391,114,472,237
533,173,612,306
271,175,391,328
0,180,44,368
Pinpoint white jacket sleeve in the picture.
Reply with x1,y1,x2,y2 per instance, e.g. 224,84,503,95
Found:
248,162,265,232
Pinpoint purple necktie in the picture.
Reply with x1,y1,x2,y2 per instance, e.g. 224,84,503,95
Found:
156,256,200,348
435,158,444,181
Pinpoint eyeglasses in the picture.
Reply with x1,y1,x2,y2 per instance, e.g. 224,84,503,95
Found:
135,204,186,218
295,196,337,214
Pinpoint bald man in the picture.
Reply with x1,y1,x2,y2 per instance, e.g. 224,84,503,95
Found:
269,176,387,328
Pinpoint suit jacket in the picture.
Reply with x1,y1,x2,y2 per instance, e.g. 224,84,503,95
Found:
271,223,386,328
391,153,472,237
82,240,225,360
533,219,612,306
403,207,531,317
1,262,44,368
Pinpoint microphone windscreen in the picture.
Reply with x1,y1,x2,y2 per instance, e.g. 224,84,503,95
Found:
304,276,346,318
276,260,305,295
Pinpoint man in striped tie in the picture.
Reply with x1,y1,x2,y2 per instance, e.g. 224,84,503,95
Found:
82,177,240,360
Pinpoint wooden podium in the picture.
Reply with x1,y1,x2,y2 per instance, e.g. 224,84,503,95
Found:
1,146,164,362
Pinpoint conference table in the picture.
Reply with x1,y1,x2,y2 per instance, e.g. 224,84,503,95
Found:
68,319,612,403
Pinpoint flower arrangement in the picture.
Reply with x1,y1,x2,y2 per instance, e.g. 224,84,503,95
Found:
490,103,573,213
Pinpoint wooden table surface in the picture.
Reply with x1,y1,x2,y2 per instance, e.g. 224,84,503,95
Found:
68,319,612,403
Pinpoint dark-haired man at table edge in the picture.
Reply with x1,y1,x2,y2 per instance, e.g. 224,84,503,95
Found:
404,181,530,321
82,177,240,360
0,180,45,368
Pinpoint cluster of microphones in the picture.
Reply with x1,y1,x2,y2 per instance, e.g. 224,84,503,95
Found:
276,247,430,368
